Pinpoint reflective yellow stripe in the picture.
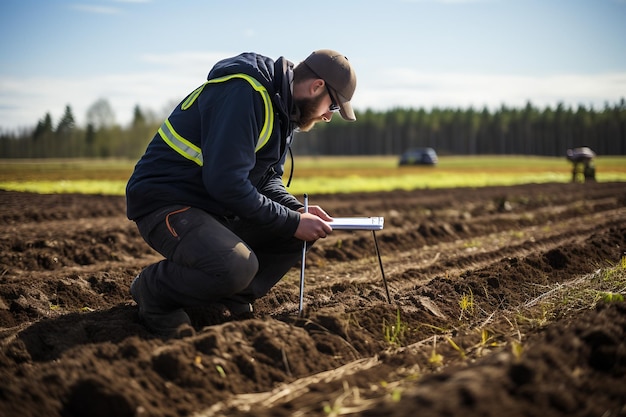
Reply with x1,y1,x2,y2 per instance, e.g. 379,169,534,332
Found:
181,82,209,110
207,74,274,152
158,119,203,165
161,74,274,165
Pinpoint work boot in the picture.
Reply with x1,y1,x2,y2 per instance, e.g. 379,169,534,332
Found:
130,274,194,339
220,298,254,315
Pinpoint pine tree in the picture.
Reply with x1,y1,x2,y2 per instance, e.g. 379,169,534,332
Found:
56,105,75,135
33,113,54,141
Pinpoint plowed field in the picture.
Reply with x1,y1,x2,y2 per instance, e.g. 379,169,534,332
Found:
1,182,625,417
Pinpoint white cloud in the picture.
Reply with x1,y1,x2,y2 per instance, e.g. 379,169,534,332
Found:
9,77,184,129
139,51,232,78
356,69,626,111
0,51,234,129
2,65,625,131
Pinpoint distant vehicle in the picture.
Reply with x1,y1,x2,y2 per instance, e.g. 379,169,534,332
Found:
398,148,438,166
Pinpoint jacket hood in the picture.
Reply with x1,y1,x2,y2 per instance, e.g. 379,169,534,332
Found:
208,53,276,93
208,53,294,134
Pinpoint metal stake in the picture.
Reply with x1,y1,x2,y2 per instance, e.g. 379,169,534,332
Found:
298,194,308,316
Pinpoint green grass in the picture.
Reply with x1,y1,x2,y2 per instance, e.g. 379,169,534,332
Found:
1,156,625,195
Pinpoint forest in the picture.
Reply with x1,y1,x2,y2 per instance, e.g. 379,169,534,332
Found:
1,98,625,159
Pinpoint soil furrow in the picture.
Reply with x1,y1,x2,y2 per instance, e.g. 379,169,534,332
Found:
0,183,625,417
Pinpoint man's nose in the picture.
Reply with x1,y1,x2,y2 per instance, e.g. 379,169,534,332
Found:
322,111,334,122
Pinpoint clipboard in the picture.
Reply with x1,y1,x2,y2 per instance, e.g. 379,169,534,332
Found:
329,216,384,230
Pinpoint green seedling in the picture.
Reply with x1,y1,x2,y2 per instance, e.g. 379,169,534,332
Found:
511,230,525,239
418,323,448,333
599,265,621,282
391,388,402,402
478,328,505,348
379,381,404,403
599,291,624,303
429,336,444,366
470,328,504,357
477,328,498,349
429,349,443,366
463,239,481,249
516,307,549,328
459,289,475,319
383,309,408,347
447,337,466,359
215,365,226,378
511,341,524,360
481,328,489,345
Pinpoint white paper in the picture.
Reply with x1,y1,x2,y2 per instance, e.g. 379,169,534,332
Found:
329,217,384,230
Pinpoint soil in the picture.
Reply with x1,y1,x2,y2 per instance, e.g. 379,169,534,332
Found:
1,182,625,417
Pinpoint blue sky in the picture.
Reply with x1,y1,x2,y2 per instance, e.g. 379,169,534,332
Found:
1,0,625,131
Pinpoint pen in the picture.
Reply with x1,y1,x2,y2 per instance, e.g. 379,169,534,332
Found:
304,193,308,213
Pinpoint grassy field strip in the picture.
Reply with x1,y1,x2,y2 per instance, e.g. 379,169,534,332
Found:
1,156,625,195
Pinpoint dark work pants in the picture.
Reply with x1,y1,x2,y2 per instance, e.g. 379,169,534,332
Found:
135,205,303,309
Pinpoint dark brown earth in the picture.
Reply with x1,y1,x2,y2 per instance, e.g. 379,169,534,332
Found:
1,182,625,417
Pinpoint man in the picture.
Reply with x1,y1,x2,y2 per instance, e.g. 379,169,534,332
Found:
566,146,596,183
126,49,357,338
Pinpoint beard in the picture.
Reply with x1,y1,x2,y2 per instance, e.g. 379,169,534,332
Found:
292,93,327,132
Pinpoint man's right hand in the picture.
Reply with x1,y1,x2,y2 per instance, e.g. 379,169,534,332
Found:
295,211,333,242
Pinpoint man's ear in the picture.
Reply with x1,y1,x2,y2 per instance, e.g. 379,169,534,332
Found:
309,79,325,95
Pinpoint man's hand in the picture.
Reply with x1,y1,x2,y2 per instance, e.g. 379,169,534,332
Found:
295,205,333,241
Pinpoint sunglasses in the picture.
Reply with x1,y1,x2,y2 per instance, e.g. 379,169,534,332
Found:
325,84,341,113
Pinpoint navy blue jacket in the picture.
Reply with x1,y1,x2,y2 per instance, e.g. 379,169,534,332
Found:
126,53,303,237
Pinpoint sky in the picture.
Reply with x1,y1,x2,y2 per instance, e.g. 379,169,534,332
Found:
1,0,625,131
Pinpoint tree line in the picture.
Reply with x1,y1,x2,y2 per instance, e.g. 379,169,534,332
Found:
1,98,625,159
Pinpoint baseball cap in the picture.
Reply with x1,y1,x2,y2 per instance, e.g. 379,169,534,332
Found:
303,49,357,121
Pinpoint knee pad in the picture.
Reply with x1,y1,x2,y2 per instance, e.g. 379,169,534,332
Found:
223,242,259,293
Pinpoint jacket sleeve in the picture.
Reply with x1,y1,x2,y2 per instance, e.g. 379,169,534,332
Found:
260,173,304,210
197,79,300,236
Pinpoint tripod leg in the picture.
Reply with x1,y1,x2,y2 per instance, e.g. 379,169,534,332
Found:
372,231,391,304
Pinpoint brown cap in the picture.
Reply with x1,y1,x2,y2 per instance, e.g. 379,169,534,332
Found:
303,49,357,121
